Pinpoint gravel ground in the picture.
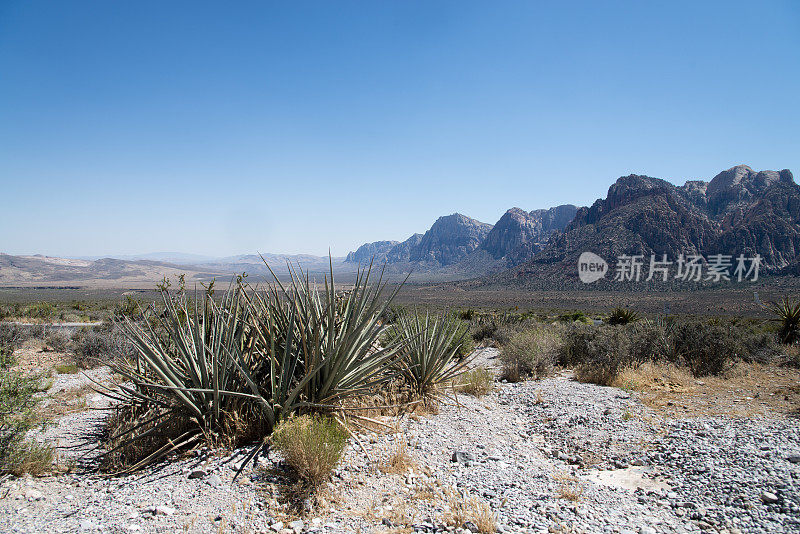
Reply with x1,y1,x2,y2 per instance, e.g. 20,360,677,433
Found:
2,348,799,533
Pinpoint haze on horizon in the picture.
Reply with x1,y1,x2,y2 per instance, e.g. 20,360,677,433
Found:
1,1,798,258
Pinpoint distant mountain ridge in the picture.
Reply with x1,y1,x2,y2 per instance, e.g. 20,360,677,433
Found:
345,205,577,279
497,165,800,286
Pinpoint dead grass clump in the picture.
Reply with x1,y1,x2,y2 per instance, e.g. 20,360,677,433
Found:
378,440,416,474
457,367,494,397
444,489,497,533
553,471,584,502
611,361,694,393
271,414,348,489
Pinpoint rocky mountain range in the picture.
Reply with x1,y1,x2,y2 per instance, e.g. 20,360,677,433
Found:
498,165,799,286
4,165,797,289
345,206,577,279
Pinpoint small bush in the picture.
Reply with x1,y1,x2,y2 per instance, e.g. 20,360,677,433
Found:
0,323,31,351
0,359,54,475
471,322,498,343
500,327,562,382
572,327,633,386
558,311,590,324
271,414,348,488
457,368,493,396
72,326,130,368
671,322,738,377
44,332,69,352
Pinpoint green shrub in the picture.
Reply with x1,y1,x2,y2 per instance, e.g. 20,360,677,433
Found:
500,326,562,382
671,322,738,377
558,311,590,324
271,414,348,488
0,359,54,476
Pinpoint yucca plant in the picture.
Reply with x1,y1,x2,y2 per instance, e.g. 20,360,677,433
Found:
101,284,265,472
606,307,640,326
100,258,406,474
771,297,800,344
243,259,405,426
393,310,471,399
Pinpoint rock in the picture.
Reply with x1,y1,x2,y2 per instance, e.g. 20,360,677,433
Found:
79,520,96,531
207,474,222,488
155,505,176,516
125,525,140,532
761,491,779,504
639,527,657,534
289,519,305,533
787,454,800,464
451,450,476,464
188,469,206,479
24,489,43,501
270,522,284,532
463,521,480,533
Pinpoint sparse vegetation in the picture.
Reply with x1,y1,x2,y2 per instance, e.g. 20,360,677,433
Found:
445,489,497,533
457,367,494,396
0,349,54,476
500,326,561,382
271,414,348,488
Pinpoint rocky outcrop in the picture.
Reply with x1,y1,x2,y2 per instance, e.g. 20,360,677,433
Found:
344,240,399,264
510,165,799,281
406,214,493,266
480,205,577,261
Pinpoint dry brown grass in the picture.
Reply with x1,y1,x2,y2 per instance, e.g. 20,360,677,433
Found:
611,361,800,418
553,471,584,502
444,489,497,533
456,367,494,397
378,440,416,475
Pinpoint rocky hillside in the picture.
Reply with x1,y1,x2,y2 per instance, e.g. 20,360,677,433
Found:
347,214,494,268
480,205,577,265
346,206,577,279
501,165,799,285
344,241,399,264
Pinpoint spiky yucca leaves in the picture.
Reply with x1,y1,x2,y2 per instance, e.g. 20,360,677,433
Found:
102,259,404,474
103,285,266,472
244,259,405,426
607,307,640,326
393,310,471,398
771,297,800,344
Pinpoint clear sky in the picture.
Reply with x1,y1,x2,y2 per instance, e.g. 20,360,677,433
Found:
1,1,798,257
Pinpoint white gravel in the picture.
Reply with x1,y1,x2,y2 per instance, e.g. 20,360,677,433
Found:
2,348,799,533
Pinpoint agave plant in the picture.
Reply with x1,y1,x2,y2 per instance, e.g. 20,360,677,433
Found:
243,258,405,426
101,284,264,472
393,310,471,398
606,307,640,325
100,258,405,473
770,297,800,344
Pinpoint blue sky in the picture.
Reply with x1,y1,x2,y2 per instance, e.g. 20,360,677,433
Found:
1,1,798,257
